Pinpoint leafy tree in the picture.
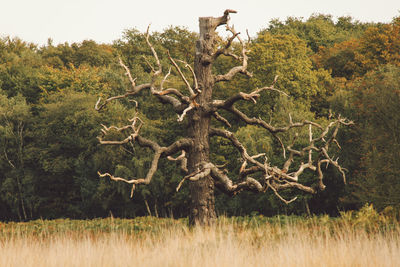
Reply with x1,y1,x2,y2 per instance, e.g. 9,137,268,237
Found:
40,40,116,68
312,39,362,80
357,19,400,72
157,26,197,63
28,91,108,218
332,65,400,210
0,91,34,220
249,32,332,105
313,17,400,79
0,40,44,103
265,14,371,52
72,40,115,67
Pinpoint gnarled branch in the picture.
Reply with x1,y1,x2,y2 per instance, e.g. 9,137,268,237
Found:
214,23,252,83
207,116,352,201
213,111,232,127
168,51,196,96
95,26,188,113
167,150,188,174
98,149,162,198
213,75,284,109
213,31,240,60
98,109,193,197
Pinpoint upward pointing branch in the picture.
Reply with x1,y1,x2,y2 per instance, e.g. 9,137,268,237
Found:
94,25,190,113
214,22,252,82
168,51,195,96
144,25,162,81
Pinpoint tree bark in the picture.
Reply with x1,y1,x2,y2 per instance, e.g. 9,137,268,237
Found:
187,16,218,225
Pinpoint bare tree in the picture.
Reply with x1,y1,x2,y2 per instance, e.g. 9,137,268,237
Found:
95,10,352,225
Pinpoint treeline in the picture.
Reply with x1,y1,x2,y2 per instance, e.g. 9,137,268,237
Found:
1,14,399,221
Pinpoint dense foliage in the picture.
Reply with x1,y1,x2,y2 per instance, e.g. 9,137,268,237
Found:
1,15,399,221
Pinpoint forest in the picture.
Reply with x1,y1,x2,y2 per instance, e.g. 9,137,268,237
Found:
1,13,400,221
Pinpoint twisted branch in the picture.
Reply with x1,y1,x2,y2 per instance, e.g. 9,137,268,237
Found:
205,116,352,202
95,26,187,113
214,23,252,82
167,150,189,174
98,110,193,197
213,75,284,108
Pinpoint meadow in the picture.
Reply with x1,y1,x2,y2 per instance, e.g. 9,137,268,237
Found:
0,205,399,267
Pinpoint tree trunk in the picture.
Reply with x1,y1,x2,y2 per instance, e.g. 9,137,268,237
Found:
188,16,218,225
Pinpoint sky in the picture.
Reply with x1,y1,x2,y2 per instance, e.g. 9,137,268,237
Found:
1,0,399,45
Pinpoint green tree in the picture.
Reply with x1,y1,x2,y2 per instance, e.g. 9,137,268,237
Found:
28,91,106,218
265,14,371,52
250,33,331,101
40,40,116,68
0,91,34,220
0,38,44,103
330,65,400,210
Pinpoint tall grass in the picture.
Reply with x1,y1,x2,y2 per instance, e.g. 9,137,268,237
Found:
1,207,399,267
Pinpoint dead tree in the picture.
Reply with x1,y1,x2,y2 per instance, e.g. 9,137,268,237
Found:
95,10,352,225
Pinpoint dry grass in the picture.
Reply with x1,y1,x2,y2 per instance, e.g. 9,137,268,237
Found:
0,216,399,267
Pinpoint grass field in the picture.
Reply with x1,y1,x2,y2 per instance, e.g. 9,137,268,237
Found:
0,205,399,267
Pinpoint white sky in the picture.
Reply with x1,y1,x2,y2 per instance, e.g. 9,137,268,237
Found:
1,0,399,45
